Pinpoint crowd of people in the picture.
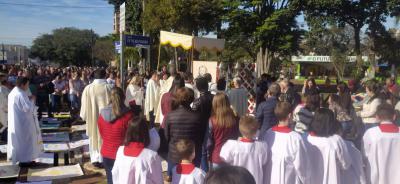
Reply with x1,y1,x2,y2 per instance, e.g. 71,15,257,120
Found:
1,63,400,184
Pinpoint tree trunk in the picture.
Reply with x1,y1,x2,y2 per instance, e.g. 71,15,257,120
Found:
256,47,273,77
354,27,362,74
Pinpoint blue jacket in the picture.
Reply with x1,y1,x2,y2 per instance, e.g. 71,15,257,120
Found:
256,96,278,135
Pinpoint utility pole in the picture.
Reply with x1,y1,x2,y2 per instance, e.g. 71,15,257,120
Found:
1,43,4,63
91,29,95,66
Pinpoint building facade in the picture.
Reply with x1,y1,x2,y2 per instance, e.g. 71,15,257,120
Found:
0,44,29,65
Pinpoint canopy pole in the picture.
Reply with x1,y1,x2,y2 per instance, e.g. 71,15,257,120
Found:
191,41,195,73
157,42,161,71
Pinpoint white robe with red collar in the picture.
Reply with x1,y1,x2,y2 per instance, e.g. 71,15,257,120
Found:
171,163,205,184
362,122,400,184
261,125,310,184
220,139,269,184
112,143,163,184
306,134,352,184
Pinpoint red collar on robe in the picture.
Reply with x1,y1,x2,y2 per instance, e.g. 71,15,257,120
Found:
239,137,254,142
176,163,195,174
309,131,317,136
272,125,292,133
379,122,399,133
124,142,145,157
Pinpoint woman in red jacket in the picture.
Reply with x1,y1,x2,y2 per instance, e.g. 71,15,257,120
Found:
98,87,133,184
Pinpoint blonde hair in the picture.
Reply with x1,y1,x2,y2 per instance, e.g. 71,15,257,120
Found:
239,115,259,138
129,76,141,86
111,87,126,118
212,92,237,128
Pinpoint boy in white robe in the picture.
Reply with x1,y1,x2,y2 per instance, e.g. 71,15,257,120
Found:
220,115,268,184
112,115,163,184
7,77,43,165
306,108,352,184
363,103,400,184
261,102,310,184
172,139,205,184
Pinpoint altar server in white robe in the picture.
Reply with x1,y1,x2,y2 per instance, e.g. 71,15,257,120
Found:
261,102,310,184
172,139,205,184
112,115,163,184
144,72,160,123
7,77,43,165
363,103,400,184
306,108,352,184
80,69,113,164
125,76,144,107
220,115,268,184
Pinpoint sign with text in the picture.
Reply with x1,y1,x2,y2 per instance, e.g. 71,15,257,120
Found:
114,41,121,53
119,2,126,32
125,35,151,47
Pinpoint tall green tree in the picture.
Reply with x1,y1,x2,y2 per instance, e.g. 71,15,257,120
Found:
305,0,400,73
30,27,98,66
94,35,115,65
223,0,303,76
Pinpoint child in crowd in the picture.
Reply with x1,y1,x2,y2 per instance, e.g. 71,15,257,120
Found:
261,102,309,184
363,103,400,184
306,108,352,184
112,115,163,184
293,94,320,133
220,115,268,184
172,139,206,184
205,165,256,184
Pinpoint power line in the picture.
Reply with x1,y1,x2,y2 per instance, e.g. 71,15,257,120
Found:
0,2,111,9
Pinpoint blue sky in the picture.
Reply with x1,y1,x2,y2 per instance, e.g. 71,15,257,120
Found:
0,0,398,47
0,0,114,46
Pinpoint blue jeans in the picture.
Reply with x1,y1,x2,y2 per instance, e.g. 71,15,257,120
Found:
167,161,177,177
69,94,80,110
341,121,352,136
51,94,61,113
103,157,115,184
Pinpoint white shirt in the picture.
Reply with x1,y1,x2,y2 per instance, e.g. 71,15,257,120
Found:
261,126,310,184
172,163,205,184
220,139,268,184
125,84,144,107
306,134,352,184
362,122,400,184
360,98,382,124
112,145,163,184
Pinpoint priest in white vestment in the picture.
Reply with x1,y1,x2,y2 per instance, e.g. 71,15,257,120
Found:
80,69,113,164
7,77,43,165
144,72,160,123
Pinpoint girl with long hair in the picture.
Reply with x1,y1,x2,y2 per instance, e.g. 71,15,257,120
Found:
97,87,133,184
207,92,239,169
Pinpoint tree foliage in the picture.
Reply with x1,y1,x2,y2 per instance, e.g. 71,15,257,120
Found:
30,27,98,66
94,35,115,65
222,0,303,75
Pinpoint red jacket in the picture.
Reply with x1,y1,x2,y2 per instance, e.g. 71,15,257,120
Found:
98,111,133,159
